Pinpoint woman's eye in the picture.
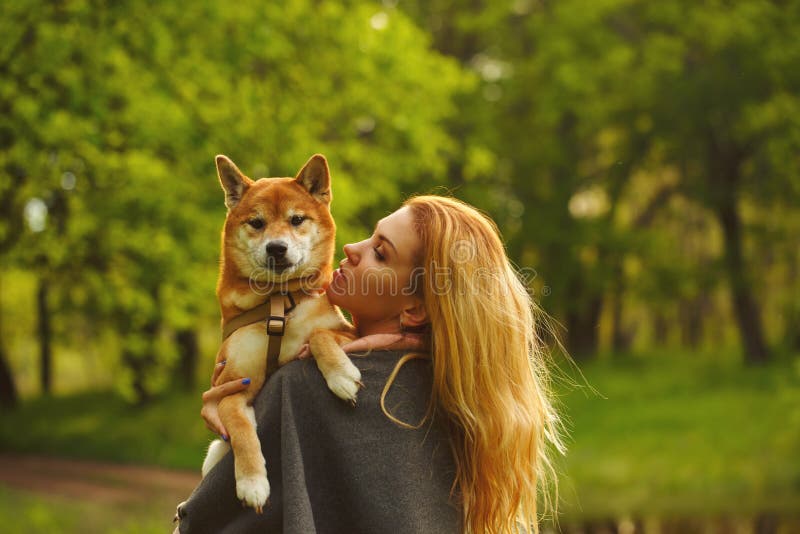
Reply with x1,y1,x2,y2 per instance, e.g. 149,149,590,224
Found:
373,247,385,261
248,218,264,229
290,215,305,227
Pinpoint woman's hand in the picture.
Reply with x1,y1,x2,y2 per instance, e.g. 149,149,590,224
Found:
201,360,250,441
294,332,426,360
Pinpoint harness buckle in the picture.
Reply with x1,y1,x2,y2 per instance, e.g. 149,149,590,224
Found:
267,315,286,336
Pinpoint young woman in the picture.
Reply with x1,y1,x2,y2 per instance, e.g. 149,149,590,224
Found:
177,195,564,534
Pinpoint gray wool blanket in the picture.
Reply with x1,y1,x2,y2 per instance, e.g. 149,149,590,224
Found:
176,350,461,534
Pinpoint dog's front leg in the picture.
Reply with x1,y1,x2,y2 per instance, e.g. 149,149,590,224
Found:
309,329,362,405
218,392,270,513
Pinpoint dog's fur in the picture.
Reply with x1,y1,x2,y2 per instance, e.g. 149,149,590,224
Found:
201,154,359,512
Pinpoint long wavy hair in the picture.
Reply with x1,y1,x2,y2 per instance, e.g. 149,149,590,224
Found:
389,195,566,534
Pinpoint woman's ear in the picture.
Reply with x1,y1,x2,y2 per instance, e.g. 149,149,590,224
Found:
400,298,428,328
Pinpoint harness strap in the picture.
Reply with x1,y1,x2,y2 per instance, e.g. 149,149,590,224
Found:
221,291,297,373
266,292,287,371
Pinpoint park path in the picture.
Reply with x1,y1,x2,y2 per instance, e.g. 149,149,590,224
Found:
0,453,200,505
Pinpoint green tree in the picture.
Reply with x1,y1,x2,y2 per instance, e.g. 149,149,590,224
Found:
402,0,652,357
401,0,800,361
1,0,465,402
628,0,800,362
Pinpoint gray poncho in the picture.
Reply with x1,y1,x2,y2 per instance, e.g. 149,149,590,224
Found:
177,350,461,533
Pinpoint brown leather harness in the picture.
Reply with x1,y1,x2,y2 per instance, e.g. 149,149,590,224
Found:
221,291,298,374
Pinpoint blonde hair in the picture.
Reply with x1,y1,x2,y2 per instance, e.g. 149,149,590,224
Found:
393,195,566,534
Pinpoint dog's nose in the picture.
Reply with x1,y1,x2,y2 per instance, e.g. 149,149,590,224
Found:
266,240,288,259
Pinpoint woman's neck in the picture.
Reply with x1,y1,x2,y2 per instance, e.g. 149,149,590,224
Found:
353,315,402,338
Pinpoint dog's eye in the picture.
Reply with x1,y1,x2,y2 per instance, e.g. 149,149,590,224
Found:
290,215,305,227
247,218,264,229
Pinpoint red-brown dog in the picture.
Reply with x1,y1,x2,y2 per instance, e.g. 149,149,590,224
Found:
201,154,360,512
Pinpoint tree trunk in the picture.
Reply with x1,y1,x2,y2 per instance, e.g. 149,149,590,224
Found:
707,132,770,364
0,274,19,408
679,296,704,349
715,191,769,364
564,285,603,359
610,263,633,353
0,346,17,408
653,311,669,347
123,347,150,405
610,291,625,352
786,305,800,353
123,317,161,405
37,278,52,395
783,248,799,352
175,328,199,391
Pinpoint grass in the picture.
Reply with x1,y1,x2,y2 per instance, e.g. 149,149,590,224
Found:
0,486,170,534
1,351,798,526
552,351,800,521
0,388,210,470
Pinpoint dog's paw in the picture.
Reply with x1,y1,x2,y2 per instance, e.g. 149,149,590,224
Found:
236,475,270,514
325,361,363,405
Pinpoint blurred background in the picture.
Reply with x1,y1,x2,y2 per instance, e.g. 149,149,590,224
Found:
1,1,798,532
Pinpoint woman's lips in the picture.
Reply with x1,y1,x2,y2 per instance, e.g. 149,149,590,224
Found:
332,268,345,285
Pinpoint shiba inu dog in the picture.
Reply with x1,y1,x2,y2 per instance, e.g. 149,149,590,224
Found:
200,154,360,512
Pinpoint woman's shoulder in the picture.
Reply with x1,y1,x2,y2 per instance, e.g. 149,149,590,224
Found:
273,349,431,387
258,350,434,429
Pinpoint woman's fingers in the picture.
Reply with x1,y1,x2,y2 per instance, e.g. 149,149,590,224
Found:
211,359,227,385
294,343,311,360
203,377,251,402
200,377,250,439
201,404,227,437
225,377,251,392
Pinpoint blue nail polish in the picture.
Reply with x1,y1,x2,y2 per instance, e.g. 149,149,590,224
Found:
222,434,228,442
242,378,251,385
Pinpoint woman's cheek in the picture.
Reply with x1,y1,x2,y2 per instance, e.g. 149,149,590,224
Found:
365,270,397,302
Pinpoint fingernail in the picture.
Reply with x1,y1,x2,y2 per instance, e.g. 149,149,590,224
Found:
242,378,251,385
220,360,227,366
222,434,228,442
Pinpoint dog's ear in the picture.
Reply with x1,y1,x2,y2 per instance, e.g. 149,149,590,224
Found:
295,154,331,205
216,155,251,210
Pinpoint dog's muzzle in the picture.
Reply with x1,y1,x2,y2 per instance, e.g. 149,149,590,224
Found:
265,240,292,272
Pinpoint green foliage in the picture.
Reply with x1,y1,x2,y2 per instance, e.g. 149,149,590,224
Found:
2,0,800,392
400,0,800,357
1,0,466,400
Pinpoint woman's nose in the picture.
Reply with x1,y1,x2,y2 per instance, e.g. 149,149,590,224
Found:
343,242,358,265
